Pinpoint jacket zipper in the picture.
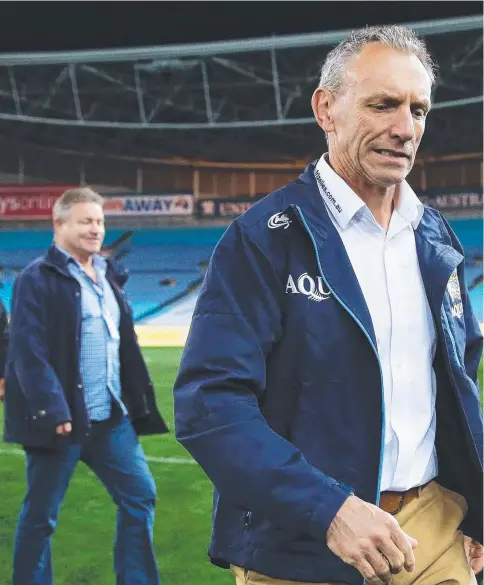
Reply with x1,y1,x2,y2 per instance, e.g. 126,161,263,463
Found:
295,206,386,504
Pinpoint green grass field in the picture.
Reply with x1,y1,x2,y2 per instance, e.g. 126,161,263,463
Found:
0,349,482,585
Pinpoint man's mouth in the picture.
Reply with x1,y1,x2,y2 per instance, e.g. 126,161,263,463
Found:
374,148,410,159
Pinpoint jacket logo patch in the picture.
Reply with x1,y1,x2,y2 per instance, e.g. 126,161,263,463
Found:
447,269,463,318
268,212,291,230
286,273,331,302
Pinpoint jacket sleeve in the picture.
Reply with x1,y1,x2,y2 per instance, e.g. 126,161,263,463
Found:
174,220,351,540
9,270,71,428
439,215,483,387
0,298,9,377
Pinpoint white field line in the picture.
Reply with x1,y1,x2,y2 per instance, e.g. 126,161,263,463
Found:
0,448,196,465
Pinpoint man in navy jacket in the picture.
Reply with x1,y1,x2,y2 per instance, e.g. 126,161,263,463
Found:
4,188,168,585
174,25,483,585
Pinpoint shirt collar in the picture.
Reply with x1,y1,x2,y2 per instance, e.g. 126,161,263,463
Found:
394,181,424,229
314,154,423,230
54,244,107,274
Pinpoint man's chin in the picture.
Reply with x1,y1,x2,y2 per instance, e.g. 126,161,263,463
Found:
373,169,409,187
84,245,102,255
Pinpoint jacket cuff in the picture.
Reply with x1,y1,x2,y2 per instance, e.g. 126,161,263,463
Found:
29,408,72,430
307,481,354,539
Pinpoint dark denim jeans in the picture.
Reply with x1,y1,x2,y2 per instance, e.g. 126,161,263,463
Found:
13,414,160,585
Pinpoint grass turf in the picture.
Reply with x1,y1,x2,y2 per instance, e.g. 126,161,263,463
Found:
0,349,482,585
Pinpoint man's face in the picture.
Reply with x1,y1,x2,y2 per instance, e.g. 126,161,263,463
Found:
313,43,432,187
54,202,105,259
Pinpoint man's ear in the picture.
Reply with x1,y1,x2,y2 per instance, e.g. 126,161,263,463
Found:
52,217,64,236
311,87,336,133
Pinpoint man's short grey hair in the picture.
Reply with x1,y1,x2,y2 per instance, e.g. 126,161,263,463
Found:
53,187,104,222
318,25,437,95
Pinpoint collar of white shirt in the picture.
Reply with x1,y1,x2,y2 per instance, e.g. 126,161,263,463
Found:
314,154,424,231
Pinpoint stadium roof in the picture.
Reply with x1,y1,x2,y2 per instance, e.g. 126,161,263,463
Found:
0,15,481,165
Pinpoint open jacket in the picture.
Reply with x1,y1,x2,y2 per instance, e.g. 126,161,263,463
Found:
4,245,168,448
174,163,483,584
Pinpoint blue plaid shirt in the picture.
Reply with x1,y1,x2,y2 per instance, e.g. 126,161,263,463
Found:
57,246,126,421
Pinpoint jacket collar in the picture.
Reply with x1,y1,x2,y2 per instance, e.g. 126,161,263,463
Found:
292,161,334,239
44,244,72,277
296,160,426,233
295,161,459,254
314,154,424,231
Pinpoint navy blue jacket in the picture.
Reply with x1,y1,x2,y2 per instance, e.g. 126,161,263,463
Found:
4,245,168,448
174,163,483,584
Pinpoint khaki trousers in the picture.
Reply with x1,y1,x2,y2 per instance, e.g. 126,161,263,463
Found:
231,481,477,585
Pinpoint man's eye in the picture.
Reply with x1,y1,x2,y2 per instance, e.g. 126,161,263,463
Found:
372,104,388,111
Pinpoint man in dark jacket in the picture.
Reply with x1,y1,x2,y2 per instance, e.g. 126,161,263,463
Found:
4,187,168,585
173,25,483,585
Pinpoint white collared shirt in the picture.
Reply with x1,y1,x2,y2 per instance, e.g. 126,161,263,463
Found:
314,154,438,492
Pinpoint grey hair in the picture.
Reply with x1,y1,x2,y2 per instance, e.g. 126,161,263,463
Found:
318,25,437,95
53,187,104,222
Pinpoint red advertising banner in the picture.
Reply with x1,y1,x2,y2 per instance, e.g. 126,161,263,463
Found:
0,185,78,220
0,187,194,220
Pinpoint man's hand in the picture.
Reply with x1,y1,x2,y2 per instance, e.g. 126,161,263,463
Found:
465,536,483,575
327,494,418,584
0,378,4,401
55,422,72,436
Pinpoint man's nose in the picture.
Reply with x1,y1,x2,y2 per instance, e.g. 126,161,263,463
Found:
389,107,416,144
